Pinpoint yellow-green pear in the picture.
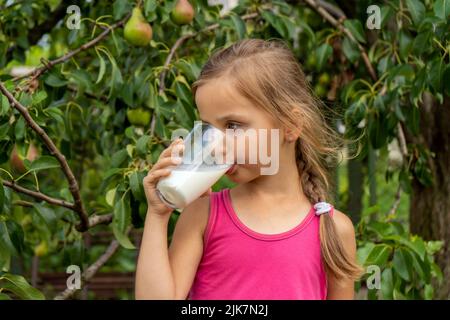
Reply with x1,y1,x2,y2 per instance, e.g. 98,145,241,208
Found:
124,7,153,46
171,0,195,25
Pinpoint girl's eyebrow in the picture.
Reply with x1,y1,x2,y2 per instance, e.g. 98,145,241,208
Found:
216,113,247,121
200,113,247,124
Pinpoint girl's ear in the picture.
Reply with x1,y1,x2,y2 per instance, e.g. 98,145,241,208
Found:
284,127,301,142
284,129,300,142
284,107,303,142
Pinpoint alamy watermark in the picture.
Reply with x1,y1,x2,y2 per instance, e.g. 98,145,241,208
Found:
66,264,81,290
366,5,381,30
170,121,280,175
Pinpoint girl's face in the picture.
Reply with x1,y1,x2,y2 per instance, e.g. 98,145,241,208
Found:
195,76,291,183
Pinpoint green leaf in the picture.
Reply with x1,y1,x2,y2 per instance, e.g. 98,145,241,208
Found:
96,51,106,84
32,91,47,106
136,135,151,157
433,0,450,19
342,37,360,63
343,19,366,43
393,248,411,281
28,156,60,171
144,0,157,17
408,236,427,260
365,244,392,266
0,247,11,272
105,187,117,207
111,149,130,168
113,0,130,19
398,31,412,60
129,171,145,201
428,58,445,93
261,10,288,38
0,94,10,116
62,238,85,266
297,20,315,42
412,30,431,56
393,288,407,300
279,14,297,39
112,195,135,249
230,14,246,40
174,80,192,106
406,0,426,25
426,240,444,255
32,203,57,233
381,268,394,299
315,43,333,71
44,73,67,87
45,106,65,125
100,168,125,194
430,261,444,282
0,122,11,141
368,112,388,149
0,273,45,300
0,292,12,300
14,117,25,140
357,242,375,265
381,5,395,26
0,179,4,213
424,284,434,299
5,220,25,255
0,221,17,255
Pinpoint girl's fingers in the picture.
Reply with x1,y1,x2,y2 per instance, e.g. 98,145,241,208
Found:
159,139,184,159
143,168,172,186
152,156,182,171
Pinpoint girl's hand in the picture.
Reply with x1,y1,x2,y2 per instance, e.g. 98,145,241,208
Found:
143,138,185,217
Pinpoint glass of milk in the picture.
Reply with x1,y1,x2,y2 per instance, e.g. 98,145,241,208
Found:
156,122,232,210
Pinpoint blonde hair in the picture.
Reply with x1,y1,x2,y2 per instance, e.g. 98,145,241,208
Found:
192,38,363,281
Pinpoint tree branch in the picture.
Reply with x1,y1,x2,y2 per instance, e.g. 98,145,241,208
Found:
88,213,113,228
0,82,89,231
3,180,113,228
12,14,131,82
3,180,75,210
397,122,408,157
27,1,70,45
316,0,347,19
53,237,121,300
388,185,402,216
0,0,24,12
304,0,377,81
304,0,409,163
12,199,36,207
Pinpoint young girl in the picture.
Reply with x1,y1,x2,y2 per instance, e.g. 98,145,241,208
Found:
135,38,363,300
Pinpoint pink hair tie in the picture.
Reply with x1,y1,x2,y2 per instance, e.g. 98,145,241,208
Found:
314,202,333,216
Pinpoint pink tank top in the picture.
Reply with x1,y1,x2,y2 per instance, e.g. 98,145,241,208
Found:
188,188,332,300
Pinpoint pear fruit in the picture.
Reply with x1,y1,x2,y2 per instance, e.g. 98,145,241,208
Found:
34,241,49,257
124,7,152,46
171,0,195,25
127,108,151,126
10,143,39,174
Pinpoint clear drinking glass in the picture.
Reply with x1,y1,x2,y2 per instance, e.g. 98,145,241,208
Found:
156,122,231,209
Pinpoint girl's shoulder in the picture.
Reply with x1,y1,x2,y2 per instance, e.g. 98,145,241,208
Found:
330,209,356,243
178,195,211,238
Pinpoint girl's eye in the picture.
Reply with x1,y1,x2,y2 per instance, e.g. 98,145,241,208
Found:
226,122,241,130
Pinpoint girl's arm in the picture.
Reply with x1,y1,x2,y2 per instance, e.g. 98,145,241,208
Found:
135,138,209,300
326,210,358,300
135,196,208,299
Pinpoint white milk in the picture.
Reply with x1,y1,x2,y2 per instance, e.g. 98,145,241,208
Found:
156,164,230,209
